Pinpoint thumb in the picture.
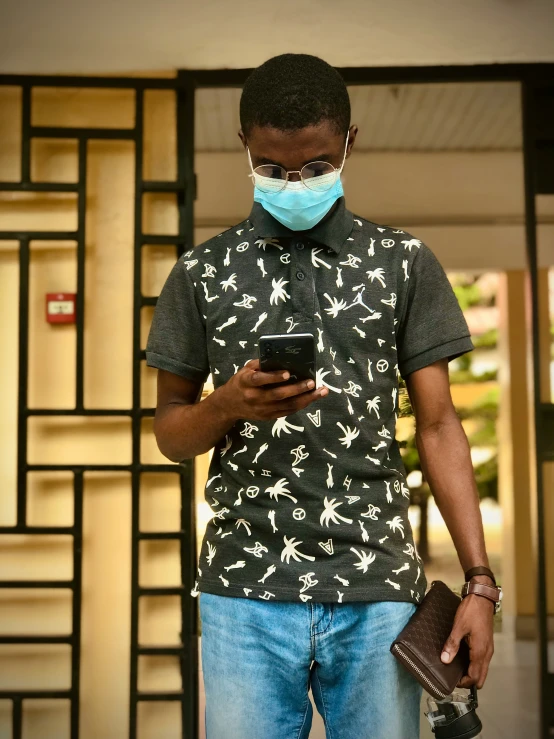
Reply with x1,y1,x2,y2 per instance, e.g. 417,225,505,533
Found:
441,630,462,664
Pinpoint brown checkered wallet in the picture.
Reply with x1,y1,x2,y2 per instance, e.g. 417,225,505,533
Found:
390,580,470,700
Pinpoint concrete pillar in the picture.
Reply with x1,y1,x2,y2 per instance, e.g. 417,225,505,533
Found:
537,268,554,620
497,270,535,631
498,268,554,638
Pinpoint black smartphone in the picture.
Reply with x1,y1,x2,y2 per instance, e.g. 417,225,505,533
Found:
258,333,316,386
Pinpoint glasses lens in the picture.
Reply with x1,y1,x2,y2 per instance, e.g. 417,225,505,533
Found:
253,165,287,193
301,162,337,192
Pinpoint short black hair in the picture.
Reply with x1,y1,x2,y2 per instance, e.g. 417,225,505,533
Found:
240,54,350,137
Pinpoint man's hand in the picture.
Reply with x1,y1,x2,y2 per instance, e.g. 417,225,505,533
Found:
441,592,495,689
214,359,328,423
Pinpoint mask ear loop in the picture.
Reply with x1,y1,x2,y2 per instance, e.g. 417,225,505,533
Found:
338,133,350,174
246,146,255,181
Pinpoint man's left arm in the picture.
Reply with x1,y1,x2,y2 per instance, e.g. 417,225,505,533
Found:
405,357,495,690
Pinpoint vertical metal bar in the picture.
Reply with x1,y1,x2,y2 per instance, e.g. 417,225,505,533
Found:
21,86,31,184
129,87,144,739
17,238,30,527
176,70,199,739
177,71,195,258
70,470,84,739
179,464,198,738
521,79,551,739
75,139,87,412
12,697,22,739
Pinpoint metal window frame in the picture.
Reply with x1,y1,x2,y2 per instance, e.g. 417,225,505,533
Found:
183,61,554,739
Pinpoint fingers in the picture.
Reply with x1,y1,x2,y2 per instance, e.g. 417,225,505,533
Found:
461,643,493,690
441,627,464,665
244,358,260,371
270,386,328,415
266,379,317,400
456,637,494,690
478,657,491,689
458,659,485,689
234,363,328,420
243,366,292,387
242,364,322,399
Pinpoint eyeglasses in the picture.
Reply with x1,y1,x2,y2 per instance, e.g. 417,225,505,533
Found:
247,134,349,194
249,159,340,194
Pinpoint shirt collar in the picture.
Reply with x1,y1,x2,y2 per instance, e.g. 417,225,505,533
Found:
246,197,354,254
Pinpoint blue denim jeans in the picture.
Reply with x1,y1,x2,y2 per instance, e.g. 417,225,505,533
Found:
199,592,422,739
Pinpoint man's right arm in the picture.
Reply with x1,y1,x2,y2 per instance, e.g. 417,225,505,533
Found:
153,362,328,463
153,369,238,462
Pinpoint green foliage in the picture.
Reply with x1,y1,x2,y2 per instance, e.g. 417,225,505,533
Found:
471,386,500,410
456,353,472,371
396,277,500,505
467,418,497,447
473,454,499,500
449,352,497,383
472,328,499,349
400,439,420,473
457,387,500,424
397,374,413,418
453,282,481,311
449,368,498,384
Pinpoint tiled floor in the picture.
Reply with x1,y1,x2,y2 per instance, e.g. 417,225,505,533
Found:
198,616,545,739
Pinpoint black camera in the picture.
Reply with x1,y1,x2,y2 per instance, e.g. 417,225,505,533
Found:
426,686,482,738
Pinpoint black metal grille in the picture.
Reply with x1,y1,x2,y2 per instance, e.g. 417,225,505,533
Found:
0,72,197,739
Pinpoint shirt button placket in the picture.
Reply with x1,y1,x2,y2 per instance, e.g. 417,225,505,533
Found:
291,241,314,324
295,241,306,281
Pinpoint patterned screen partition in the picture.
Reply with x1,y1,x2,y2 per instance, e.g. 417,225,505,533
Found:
0,72,197,739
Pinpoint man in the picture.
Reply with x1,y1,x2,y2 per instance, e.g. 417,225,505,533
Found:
146,54,497,739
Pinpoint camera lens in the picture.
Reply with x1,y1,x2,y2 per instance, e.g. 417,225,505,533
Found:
264,345,272,355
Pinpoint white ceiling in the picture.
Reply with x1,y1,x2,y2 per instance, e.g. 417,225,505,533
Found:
1,0,554,74
195,82,522,152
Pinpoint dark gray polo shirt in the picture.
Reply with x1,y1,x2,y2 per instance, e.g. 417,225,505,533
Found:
146,197,473,605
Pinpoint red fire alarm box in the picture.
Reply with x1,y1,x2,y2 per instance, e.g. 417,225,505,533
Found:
46,293,77,324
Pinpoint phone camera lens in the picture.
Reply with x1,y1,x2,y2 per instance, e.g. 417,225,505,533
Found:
264,346,272,355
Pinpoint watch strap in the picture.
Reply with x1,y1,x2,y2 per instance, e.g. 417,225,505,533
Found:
462,581,501,603
464,566,496,585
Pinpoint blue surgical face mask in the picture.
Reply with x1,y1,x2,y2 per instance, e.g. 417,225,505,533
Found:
247,135,349,232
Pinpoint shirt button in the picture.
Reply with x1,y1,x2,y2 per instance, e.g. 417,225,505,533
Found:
296,242,305,250
296,271,305,281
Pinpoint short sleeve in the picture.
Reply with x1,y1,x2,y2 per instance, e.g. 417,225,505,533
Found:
396,244,474,378
145,258,210,383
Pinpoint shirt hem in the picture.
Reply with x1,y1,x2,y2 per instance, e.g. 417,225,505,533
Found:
195,577,427,604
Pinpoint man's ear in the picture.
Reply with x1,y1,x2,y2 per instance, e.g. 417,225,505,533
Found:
346,125,359,158
238,129,247,149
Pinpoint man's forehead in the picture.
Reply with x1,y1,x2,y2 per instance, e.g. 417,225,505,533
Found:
247,122,344,149
246,123,345,168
